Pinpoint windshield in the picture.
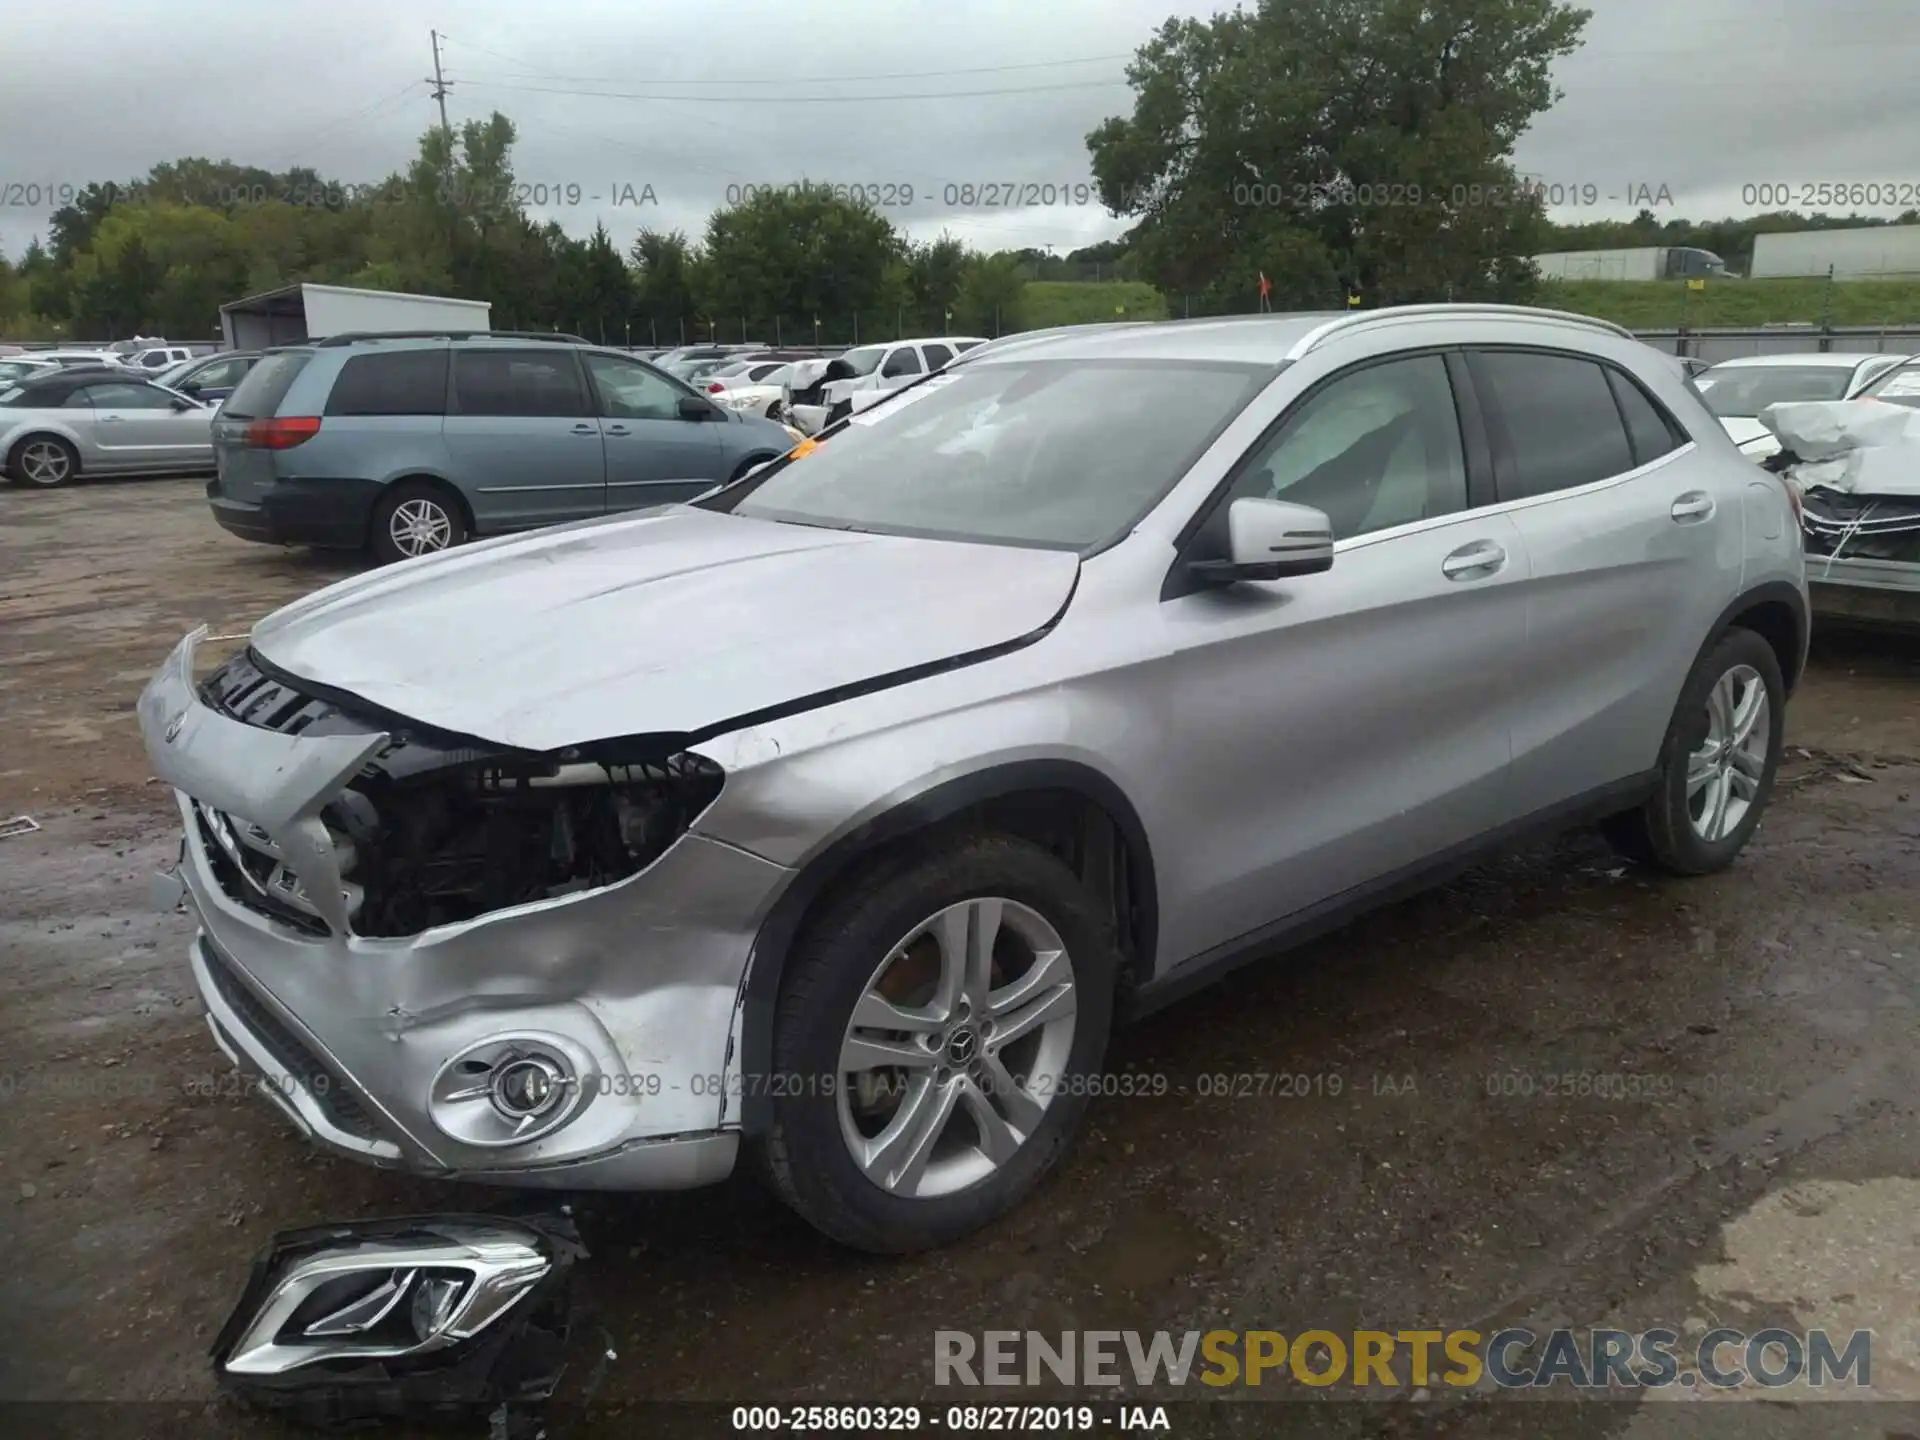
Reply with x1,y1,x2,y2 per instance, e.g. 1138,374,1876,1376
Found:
836,345,886,377
1695,364,1852,417
722,359,1267,550
1859,363,1920,408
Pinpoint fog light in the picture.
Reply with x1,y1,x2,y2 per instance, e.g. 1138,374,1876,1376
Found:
490,1056,565,1121
427,1034,594,1148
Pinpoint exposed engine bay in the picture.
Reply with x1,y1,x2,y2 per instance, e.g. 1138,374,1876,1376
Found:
197,649,724,938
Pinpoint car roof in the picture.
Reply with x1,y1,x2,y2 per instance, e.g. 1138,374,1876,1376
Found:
1702,352,1901,369
955,314,1344,366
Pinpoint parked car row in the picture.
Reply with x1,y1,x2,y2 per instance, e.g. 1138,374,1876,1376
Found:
138,303,1808,1255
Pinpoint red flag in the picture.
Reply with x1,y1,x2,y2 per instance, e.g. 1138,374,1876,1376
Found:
1258,271,1272,299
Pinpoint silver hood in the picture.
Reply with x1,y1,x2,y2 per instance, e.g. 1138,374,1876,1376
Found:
250,506,1079,752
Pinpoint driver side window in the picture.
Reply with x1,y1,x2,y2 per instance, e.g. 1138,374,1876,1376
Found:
1224,355,1468,540
584,353,686,421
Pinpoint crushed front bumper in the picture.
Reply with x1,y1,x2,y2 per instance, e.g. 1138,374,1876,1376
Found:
139,627,792,1189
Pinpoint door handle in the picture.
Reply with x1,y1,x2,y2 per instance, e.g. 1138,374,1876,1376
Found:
605,425,630,437
1441,540,1507,580
571,423,598,435
98,414,124,423
1670,491,1715,522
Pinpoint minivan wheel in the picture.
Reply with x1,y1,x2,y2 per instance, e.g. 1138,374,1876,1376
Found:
1603,627,1784,876
370,481,468,564
761,833,1118,1253
8,434,79,488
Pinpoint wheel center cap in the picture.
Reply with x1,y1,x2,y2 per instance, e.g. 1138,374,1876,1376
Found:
946,1027,979,1064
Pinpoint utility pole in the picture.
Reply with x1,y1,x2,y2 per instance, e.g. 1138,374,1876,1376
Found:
428,31,453,139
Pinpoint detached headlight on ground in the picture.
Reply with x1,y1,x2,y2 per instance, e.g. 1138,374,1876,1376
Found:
212,1214,585,1424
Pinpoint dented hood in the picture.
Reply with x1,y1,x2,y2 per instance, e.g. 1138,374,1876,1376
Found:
249,506,1078,751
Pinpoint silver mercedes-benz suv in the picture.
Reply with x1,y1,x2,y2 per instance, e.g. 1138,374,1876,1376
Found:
140,305,1808,1254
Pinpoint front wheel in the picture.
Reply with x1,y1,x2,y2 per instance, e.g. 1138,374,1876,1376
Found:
1604,627,1784,875
760,834,1118,1253
370,481,468,564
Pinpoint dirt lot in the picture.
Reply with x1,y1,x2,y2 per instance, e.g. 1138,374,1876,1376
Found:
4,476,1920,1438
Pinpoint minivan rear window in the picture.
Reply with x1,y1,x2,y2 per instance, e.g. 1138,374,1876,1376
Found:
326,349,451,416
223,352,314,419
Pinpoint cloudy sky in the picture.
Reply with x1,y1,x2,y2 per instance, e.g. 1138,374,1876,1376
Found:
0,0,1911,263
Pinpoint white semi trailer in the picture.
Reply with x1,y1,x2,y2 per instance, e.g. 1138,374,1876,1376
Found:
219,283,492,349
1749,225,1920,280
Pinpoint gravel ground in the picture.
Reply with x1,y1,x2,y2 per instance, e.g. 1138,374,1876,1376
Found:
3,475,1919,1438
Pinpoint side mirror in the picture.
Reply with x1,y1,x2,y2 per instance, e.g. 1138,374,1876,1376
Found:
1188,498,1334,586
170,395,197,411
676,396,718,421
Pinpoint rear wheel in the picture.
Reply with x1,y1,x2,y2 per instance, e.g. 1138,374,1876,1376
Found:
1603,627,1784,875
760,834,1118,1253
370,480,468,564
8,434,79,488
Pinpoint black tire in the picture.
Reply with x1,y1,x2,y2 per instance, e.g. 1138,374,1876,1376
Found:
766,400,787,423
1603,627,1785,875
8,433,80,488
760,833,1118,1254
369,480,469,565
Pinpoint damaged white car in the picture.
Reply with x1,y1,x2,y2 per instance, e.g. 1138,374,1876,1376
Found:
141,307,1807,1254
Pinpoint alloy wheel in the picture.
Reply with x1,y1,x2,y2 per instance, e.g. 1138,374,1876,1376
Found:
20,440,71,486
836,897,1077,1199
1687,663,1770,842
389,498,453,557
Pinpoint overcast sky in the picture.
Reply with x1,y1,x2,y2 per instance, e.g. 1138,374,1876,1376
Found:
1,0,1912,264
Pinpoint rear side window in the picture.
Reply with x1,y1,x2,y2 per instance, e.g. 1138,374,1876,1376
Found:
1606,369,1683,466
921,343,954,369
452,349,587,417
224,351,314,419
1471,350,1635,500
325,350,450,416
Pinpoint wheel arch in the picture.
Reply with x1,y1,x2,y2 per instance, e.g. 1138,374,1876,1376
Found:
733,759,1159,1136
6,427,85,479
370,472,476,544
1715,580,1808,696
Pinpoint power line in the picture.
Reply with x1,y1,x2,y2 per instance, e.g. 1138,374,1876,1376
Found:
457,77,1129,105
439,34,1135,86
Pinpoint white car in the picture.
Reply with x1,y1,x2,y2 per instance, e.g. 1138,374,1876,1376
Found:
705,361,798,420
125,344,205,372
1695,352,1911,459
788,336,987,434
30,349,130,369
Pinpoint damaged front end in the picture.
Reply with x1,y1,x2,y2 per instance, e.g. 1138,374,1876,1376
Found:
211,1212,585,1426
195,648,725,940
141,627,790,1189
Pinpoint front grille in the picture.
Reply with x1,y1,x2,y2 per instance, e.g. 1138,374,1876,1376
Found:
194,804,332,936
200,650,341,735
199,938,380,1141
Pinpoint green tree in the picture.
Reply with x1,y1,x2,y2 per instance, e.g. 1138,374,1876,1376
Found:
1087,0,1590,311
629,228,701,341
905,234,968,331
953,252,1028,335
696,186,903,334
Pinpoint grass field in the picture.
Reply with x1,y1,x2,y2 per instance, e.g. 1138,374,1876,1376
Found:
1020,280,1168,327
1538,278,1920,329
1006,277,1920,332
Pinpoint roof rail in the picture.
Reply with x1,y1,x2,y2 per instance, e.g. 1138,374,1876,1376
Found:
1285,304,1634,359
310,330,593,347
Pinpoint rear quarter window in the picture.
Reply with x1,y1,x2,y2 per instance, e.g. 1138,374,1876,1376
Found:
325,349,451,416
223,351,314,419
